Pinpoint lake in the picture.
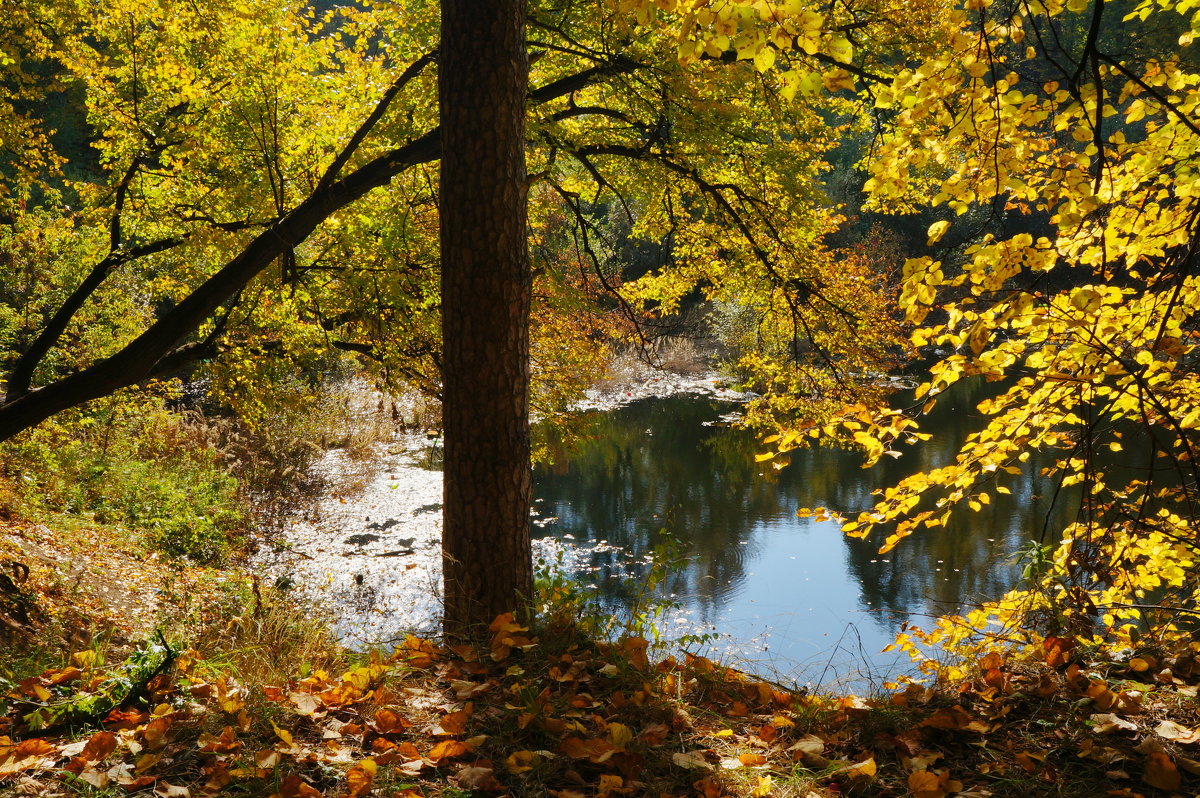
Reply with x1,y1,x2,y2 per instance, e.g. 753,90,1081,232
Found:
531,380,1077,690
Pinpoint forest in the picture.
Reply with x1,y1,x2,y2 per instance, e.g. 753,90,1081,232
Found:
2,0,1200,795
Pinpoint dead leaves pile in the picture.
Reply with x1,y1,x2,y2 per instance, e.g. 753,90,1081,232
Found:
3,621,1200,797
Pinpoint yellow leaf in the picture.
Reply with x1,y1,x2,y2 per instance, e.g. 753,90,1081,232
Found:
927,220,951,245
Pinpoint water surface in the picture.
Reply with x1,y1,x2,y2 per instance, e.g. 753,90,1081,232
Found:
532,381,1077,689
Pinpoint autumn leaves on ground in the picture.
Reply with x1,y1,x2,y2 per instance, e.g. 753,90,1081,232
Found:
1,525,1198,798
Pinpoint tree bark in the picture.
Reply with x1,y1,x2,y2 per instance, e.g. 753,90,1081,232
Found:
439,0,533,636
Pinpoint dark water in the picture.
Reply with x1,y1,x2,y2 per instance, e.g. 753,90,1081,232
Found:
531,381,1078,689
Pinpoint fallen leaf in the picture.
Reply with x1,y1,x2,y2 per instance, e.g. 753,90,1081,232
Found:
922,705,989,733
909,769,945,798
289,692,322,717
638,722,669,745
608,722,633,751
428,739,473,764
560,736,615,763
456,765,503,791
433,708,471,737
79,731,117,763
344,758,376,798
1043,635,1075,667
1154,720,1200,744
843,755,877,779
598,773,623,795
672,750,713,770
505,750,541,774
621,637,650,669
142,715,174,750
692,776,722,798
372,707,409,734
1143,752,1181,791
280,774,322,798
1092,714,1138,734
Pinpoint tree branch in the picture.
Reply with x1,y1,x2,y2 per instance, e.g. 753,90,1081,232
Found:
0,56,646,441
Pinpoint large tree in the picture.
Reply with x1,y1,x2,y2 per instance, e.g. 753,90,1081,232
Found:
438,0,533,633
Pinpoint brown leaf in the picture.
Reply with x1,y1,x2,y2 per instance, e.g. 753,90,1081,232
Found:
922,705,982,732
638,722,669,746
672,750,713,770
198,725,241,755
254,749,280,772
152,783,191,798
456,765,503,792
201,760,231,792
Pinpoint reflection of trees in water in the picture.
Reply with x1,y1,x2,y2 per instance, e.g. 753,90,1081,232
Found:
536,398,770,616
533,383,1081,628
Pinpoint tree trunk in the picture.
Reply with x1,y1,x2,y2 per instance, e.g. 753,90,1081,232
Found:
439,0,533,636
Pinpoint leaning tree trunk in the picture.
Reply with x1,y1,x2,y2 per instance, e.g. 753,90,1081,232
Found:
438,0,533,636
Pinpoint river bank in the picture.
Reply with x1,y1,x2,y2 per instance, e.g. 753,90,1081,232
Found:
250,364,755,651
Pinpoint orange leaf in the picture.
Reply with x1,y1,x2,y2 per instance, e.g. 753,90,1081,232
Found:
80,731,117,762
621,637,649,670
434,707,471,737
428,739,473,764
344,758,376,798
560,736,616,763
739,752,767,767
1144,752,1181,791
598,774,624,795
908,769,945,798
692,776,722,798
1042,636,1075,667
14,739,55,759
280,774,323,798
372,708,409,734
142,716,174,750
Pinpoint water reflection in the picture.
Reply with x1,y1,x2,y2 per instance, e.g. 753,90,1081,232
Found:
532,381,1079,684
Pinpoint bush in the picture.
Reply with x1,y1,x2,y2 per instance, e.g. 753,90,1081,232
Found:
0,387,247,564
